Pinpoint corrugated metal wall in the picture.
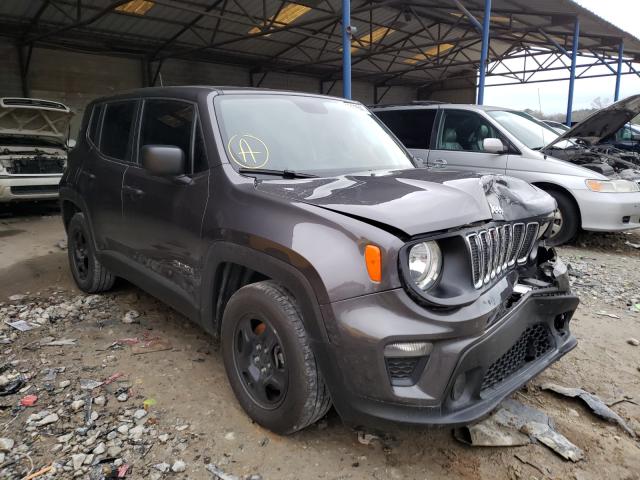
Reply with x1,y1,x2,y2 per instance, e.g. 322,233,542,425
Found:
0,41,418,138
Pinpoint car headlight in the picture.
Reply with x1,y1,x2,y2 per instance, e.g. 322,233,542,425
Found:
408,241,442,290
585,179,640,193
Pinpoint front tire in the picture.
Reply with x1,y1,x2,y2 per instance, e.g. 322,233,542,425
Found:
545,189,579,246
67,212,116,293
221,281,331,435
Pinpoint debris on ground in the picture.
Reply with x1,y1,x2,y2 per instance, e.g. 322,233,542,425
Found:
454,399,584,462
121,310,140,324
541,383,636,438
131,337,172,355
7,319,34,331
19,394,38,407
357,431,380,446
205,463,241,480
627,338,640,346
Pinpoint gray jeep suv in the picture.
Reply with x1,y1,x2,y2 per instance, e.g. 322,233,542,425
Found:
60,87,578,435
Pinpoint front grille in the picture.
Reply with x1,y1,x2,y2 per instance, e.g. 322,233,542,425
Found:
466,222,539,289
6,157,65,174
480,323,553,393
10,185,59,195
386,357,420,384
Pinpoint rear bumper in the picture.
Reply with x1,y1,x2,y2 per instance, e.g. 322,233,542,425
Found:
573,189,640,231
316,282,578,429
0,175,61,201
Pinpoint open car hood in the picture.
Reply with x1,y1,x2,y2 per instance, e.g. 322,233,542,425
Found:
543,94,640,150
255,169,555,237
0,98,73,145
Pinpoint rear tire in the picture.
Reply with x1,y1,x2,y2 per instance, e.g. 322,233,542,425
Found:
545,189,579,246
221,280,331,435
67,212,116,293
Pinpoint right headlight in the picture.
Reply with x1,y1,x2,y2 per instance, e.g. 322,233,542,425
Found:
408,241,442,291
585,179,639,193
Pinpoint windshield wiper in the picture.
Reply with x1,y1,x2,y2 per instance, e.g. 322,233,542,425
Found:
238,168,317,179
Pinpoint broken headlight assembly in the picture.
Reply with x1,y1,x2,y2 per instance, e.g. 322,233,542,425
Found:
585,179,639,193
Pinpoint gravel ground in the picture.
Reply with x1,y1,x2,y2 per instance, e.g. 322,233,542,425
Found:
0,209,639,480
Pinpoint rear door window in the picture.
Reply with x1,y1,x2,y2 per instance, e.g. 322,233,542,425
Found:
374,109,436,149
100,101,137,161
139,99,195,173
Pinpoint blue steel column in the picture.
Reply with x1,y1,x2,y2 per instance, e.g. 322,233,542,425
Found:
476,0,491,105
342,0,351,99
566,18,580,126
615,41,624,101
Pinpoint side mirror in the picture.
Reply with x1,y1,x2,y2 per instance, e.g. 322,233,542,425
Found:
483,138,505,154
141,145,185,177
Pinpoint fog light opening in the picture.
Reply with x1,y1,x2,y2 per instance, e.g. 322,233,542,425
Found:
384,341,432,357
451,372,467,401
554,312,571,335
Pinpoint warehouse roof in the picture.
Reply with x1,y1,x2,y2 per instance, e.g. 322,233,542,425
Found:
0,0,638,88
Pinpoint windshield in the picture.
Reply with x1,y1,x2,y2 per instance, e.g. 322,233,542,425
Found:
488,110,570,150
214,95,414,175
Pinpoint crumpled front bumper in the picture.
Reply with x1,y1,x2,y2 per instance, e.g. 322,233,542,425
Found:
314,274,579,429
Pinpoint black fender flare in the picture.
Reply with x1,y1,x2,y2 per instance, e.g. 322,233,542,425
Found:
199,241,330,344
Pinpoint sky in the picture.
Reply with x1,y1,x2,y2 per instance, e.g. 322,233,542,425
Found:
483,0,640,115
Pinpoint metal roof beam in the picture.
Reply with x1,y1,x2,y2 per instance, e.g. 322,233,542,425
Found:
150,0,224,60
22,0,132,45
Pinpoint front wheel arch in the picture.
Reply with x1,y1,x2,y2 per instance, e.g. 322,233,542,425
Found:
200,242,330,344
531,182,582,228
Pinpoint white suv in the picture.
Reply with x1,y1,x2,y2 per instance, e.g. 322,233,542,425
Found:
0,98,73,202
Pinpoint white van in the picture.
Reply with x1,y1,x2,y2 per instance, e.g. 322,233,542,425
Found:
373,96,640,245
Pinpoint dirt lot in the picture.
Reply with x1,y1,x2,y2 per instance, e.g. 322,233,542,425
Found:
1,207,639,480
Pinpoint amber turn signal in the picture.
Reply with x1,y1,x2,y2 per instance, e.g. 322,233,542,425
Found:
365,244,382,283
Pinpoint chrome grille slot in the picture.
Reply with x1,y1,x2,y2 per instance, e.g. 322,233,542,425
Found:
479,231,491,283
502,224,512,269
465,222,539,290
510,223,524,265
517,223,539,264
489,228,499,277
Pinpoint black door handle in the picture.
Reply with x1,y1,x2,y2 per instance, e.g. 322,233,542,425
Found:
123,185,144,198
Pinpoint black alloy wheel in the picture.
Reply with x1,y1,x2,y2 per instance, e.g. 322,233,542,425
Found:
232,315,288,409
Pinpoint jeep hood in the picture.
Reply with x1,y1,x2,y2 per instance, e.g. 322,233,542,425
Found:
0,98,73,146
254,169,555,236
543,94,640,150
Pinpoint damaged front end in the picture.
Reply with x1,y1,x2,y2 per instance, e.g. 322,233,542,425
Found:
541,94,640,185
0,98,72,201
322,176,579,429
